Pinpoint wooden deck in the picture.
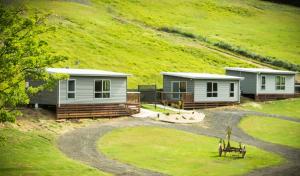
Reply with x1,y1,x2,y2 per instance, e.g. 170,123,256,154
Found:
183,102,237,110
56,92,140,119
56,103,129,119
255,94,296,101
159,92,238,109
160,92,193,108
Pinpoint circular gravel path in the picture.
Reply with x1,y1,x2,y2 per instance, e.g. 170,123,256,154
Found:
57,109,300,176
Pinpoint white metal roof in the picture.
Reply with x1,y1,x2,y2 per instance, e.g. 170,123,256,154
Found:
161,72,244,80
225,67,296,74
46,68,131,77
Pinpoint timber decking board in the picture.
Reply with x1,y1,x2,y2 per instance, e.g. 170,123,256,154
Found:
255,94,295,101
56,103,140,119
183,102,237,110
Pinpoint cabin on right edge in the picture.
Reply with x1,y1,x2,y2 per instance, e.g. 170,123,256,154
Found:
225,67,297,101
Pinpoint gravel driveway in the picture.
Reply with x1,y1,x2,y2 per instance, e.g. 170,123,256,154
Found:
57,109,300,176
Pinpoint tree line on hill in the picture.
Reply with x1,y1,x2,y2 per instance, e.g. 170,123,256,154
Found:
159,27,300,72
262,0,300,7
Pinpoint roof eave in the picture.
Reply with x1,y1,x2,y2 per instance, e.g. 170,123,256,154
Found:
193,78,244,81
68,74,131,77
161,73,243,80
225,68,296,75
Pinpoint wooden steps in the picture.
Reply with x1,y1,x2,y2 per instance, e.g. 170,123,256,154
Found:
126,103,141,114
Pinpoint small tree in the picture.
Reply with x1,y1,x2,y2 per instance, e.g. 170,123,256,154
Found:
0,5,67,122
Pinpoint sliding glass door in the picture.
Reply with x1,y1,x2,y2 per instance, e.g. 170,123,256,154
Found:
172,81,187,99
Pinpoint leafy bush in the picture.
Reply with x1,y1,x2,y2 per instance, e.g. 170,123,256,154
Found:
0,133,7,146
213,41,300,71
158,27,196,39
0,110,16,123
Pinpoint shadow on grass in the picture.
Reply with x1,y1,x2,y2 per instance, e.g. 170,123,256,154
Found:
210,152,246,160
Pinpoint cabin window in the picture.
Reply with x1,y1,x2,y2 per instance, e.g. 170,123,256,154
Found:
67,79,76,99
230,83,235,97
275,76,285,90
94,80,111,98
171,81,187,99
207,82,218,97
261,76,266,90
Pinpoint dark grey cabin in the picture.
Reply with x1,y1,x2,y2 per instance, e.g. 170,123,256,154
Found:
226,67,297,101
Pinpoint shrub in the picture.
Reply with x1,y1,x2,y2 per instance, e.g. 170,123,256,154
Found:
0,110,16,123
0,134,7,146
158,27,196,39
213,41,300,71
158,27,300,71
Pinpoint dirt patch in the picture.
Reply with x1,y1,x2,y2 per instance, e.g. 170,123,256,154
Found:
1,108,123,135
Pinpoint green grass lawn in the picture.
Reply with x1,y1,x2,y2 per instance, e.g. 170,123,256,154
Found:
239,116,300,149
0,127,109,176
242,98,300,119
142,104,176,114
99,126,284,176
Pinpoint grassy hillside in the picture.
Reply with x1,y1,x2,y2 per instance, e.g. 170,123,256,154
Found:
5,0,300,87
0,128,110,176
0,109,111,176
105,0,300,65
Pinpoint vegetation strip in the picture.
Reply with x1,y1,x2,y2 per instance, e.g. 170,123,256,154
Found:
103,0,300,70
156,26,300,71
141,104,175,114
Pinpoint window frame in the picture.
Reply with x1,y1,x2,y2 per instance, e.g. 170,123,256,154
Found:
67,79,76,99
275,76,286,90
229,82,235,97
207,82,218,97
171,81,187,99
261,75,266,90
94,79,111,99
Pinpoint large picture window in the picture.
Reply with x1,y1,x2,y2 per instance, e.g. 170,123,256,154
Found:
207,82,218,97
230,83,235,97
261,76,266,90
95,80,111,98
275,76,285,90
67,79,76,99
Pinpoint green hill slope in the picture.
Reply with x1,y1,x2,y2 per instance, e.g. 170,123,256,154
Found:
105,0,300,64
5,0,300,87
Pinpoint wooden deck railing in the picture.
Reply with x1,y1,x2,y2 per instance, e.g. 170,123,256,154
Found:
126,92,141,114
160,92,194,103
